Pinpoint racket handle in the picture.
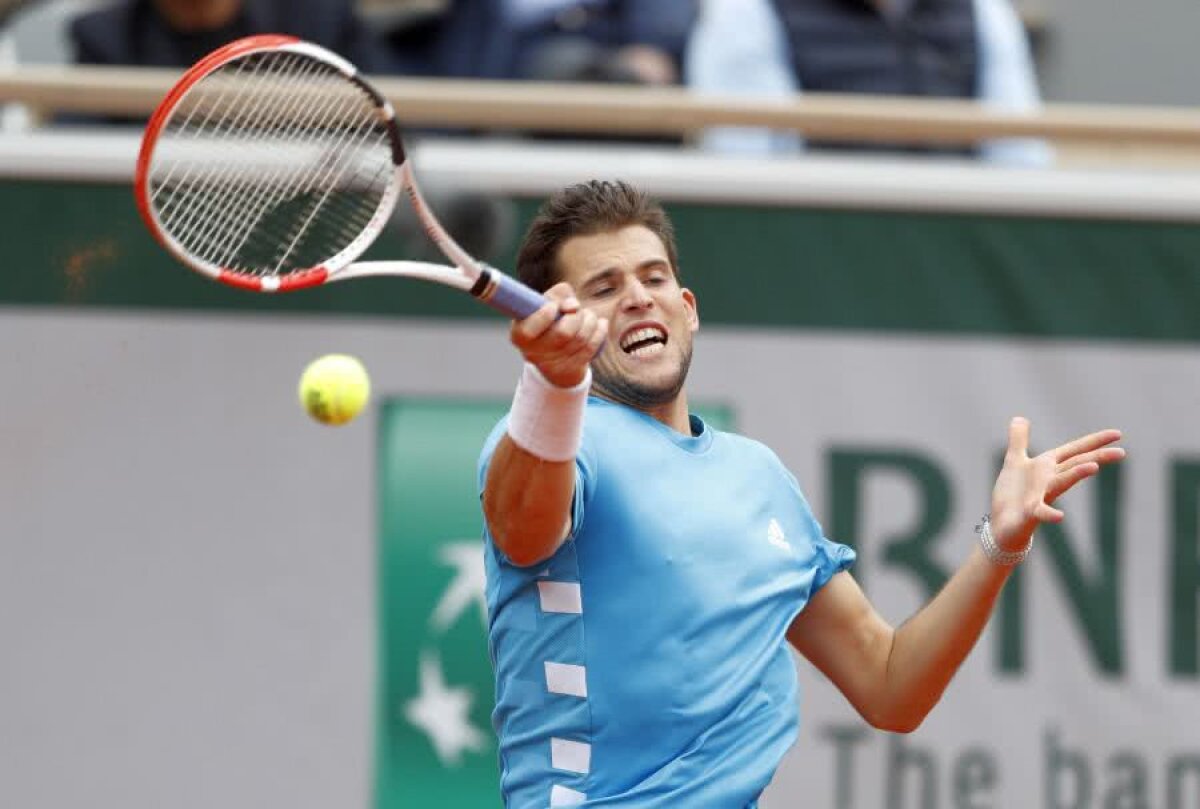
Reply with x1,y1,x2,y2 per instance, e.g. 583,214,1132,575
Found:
478,269,550,320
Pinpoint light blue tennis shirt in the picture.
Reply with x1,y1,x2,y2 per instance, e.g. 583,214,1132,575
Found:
478,397,855,808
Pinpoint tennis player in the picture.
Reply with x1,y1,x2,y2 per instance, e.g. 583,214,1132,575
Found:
478,180,1123,808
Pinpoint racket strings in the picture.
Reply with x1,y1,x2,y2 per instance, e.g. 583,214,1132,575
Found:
222,58,381,269
147,50,395,277
161,53,325,258
263,86,393,274
181,57,359,268
163,55,380,271
154,54,309,225
153,53,329,264
158,55,317,262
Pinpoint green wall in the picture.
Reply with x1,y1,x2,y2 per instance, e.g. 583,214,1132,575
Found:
6,179,1200,341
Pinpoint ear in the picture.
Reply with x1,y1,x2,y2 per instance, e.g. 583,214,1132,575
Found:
682,287,699,333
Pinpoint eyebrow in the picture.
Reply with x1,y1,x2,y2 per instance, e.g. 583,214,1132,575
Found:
581,259,670,289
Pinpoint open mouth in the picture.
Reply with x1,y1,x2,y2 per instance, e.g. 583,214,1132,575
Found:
620,325,668,357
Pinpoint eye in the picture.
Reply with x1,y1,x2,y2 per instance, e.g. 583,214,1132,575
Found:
591,285,615,298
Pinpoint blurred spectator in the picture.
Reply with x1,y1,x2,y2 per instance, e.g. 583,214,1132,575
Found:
0,0,106,128
2,0,104,66
385,0,697,85
687,0,1052,166
70,0,393,72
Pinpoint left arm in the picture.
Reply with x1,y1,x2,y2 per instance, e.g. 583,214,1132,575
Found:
788,418,1123,733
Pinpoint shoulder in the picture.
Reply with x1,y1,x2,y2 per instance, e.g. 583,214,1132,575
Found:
715,427,782,464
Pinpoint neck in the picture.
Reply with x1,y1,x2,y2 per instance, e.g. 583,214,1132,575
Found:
653,391,693,435
595,388,692,435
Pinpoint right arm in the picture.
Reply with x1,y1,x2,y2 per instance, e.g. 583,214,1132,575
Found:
482,283,608,567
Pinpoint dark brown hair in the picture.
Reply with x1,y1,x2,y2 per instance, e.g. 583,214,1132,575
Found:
516,180,680,293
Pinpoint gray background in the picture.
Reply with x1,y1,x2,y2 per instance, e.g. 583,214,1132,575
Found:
1037,0,1200,106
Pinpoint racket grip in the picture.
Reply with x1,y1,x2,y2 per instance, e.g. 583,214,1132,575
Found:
482,271,550,320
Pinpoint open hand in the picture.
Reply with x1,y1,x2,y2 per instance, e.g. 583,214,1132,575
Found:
989,417,1125,553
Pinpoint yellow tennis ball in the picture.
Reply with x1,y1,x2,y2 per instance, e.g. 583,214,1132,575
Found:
298,354,371,426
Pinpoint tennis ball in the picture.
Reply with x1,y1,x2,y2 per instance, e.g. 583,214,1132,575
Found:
298,354,371,426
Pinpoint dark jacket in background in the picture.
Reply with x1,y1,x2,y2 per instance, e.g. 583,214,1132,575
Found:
419,0,697,80
770,0,978,153
771,0,978,100
70,0,394,72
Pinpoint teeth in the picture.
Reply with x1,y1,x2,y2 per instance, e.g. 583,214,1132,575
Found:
629,342,665,357
620,326,665,351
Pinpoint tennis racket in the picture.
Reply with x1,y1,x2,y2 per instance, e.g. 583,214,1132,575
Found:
134,34,547,318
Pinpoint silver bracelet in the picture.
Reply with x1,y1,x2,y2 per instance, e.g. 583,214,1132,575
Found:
975,514,1032,566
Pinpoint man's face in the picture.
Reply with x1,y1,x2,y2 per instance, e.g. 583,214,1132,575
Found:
557,225,698,410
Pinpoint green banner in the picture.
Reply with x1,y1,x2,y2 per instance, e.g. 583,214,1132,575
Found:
375,399,731,806
375,399,504,807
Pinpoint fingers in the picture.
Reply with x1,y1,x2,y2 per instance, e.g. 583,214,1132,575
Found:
512,282,578,346
1053,428,1123,464
1041,429,1125,503
509,282,607,387
1046,460,1101,503
513,308,598,357
1035,502,1065,523
1057,446,1125,475
1006,416,1030,459
994,420,1126,532
1006,420,1125,464
562,315,608,365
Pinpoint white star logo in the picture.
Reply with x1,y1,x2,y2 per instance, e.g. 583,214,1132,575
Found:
403,652,487,767
430,541,488,632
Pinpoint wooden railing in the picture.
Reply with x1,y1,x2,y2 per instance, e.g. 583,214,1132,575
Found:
2,65,1199,143
3,65,1200,165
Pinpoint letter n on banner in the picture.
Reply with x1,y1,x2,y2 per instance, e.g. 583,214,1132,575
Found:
374,398,731,806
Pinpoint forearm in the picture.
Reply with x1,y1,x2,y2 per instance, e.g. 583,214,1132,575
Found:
796,421,1122,733
878,546,1011,731
481,283,604,566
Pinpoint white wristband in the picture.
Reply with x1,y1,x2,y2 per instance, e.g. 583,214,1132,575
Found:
506,363,590,462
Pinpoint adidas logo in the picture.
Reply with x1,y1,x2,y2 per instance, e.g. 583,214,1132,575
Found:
767,518,793,553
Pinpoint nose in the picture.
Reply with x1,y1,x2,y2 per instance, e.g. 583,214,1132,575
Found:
622,277,653,311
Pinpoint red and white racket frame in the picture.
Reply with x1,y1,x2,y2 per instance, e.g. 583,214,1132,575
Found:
134,35,548,319
134,34,459,292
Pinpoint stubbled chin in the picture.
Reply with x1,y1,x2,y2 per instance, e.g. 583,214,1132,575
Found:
592,352,687,410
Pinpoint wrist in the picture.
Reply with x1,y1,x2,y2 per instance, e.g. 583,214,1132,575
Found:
539,364,588,389
506,362,590,462
976,514,1032,567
